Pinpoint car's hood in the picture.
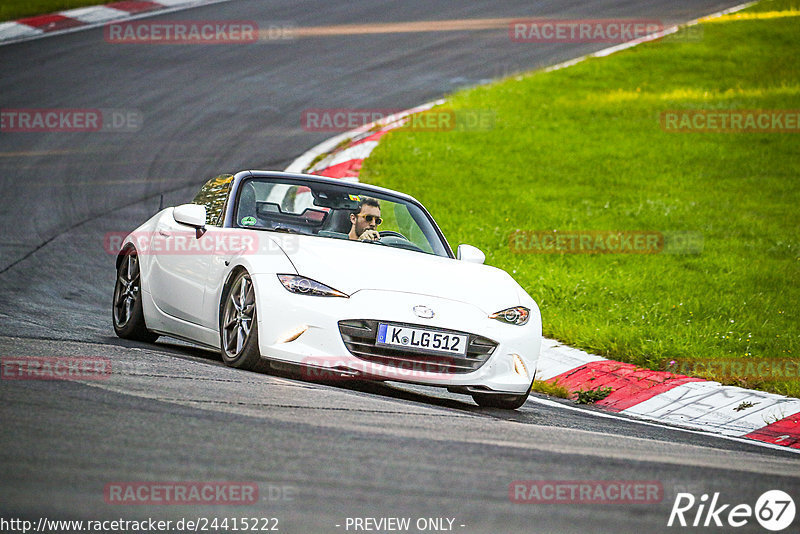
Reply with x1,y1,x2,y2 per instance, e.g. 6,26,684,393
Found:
267,233,522,313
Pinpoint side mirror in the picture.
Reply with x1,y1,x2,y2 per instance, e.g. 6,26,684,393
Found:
457,244,485,264
173,204,206,228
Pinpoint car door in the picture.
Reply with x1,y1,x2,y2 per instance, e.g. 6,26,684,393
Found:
148,174,234,326
148,212,213,325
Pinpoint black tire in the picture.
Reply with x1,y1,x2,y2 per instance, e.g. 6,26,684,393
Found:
220,270,266,371
472,381,533,410
112,248,159,343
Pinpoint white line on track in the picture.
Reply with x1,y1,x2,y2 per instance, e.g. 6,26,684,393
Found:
526,396,800,455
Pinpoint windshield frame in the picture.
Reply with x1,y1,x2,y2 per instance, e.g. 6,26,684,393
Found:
220,171,455,259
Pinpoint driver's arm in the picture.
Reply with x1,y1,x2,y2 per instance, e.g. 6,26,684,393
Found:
358,230,380,241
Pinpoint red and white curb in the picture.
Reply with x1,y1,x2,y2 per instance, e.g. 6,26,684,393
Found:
284,2,799,451
0,0,228,45
536,343,800,449
285,101,444,178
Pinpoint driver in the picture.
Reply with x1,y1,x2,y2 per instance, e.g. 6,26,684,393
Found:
348,197,381,241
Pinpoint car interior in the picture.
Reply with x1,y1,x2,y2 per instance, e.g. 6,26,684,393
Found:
233,178,440,255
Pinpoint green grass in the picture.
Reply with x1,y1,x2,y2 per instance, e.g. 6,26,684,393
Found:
362,0,800,397
575,387,614,405
531,379,570,399
1,0,110,21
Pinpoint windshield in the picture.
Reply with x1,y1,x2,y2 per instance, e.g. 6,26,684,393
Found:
233,178,450,257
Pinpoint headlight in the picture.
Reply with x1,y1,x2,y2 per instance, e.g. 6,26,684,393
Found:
489,306,530,326
277,274,349,298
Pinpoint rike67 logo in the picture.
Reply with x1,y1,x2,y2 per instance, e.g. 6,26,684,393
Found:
668,490,795,531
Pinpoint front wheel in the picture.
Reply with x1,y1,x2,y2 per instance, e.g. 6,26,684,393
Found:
472,382,533,410
220,270,265,371
112,248,158,343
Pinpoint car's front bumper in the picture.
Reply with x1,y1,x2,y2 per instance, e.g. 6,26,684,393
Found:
251,274,542,395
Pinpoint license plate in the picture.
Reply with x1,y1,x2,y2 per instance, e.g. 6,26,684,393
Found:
376,323,468,356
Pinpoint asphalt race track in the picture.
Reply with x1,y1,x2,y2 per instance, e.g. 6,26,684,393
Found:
1,1,798,533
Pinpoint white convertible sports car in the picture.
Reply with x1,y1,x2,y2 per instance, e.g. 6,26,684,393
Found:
112,170,541,409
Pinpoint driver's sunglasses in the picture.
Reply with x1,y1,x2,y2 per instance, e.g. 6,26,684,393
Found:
357,214,382,226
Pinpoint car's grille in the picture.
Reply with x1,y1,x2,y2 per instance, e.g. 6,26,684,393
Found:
338,319,497,375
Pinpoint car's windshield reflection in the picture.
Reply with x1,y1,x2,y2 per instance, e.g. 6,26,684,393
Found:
233,178,450,257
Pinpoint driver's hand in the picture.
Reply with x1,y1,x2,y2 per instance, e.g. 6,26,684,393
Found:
358,230,380,242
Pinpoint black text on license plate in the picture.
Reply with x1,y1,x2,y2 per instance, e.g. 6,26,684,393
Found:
376,324,467,355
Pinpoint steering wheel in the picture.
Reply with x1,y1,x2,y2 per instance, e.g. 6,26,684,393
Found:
379,230,407,240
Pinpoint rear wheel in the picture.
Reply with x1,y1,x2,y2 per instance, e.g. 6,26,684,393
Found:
112,248,158,342
220,270,265,371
